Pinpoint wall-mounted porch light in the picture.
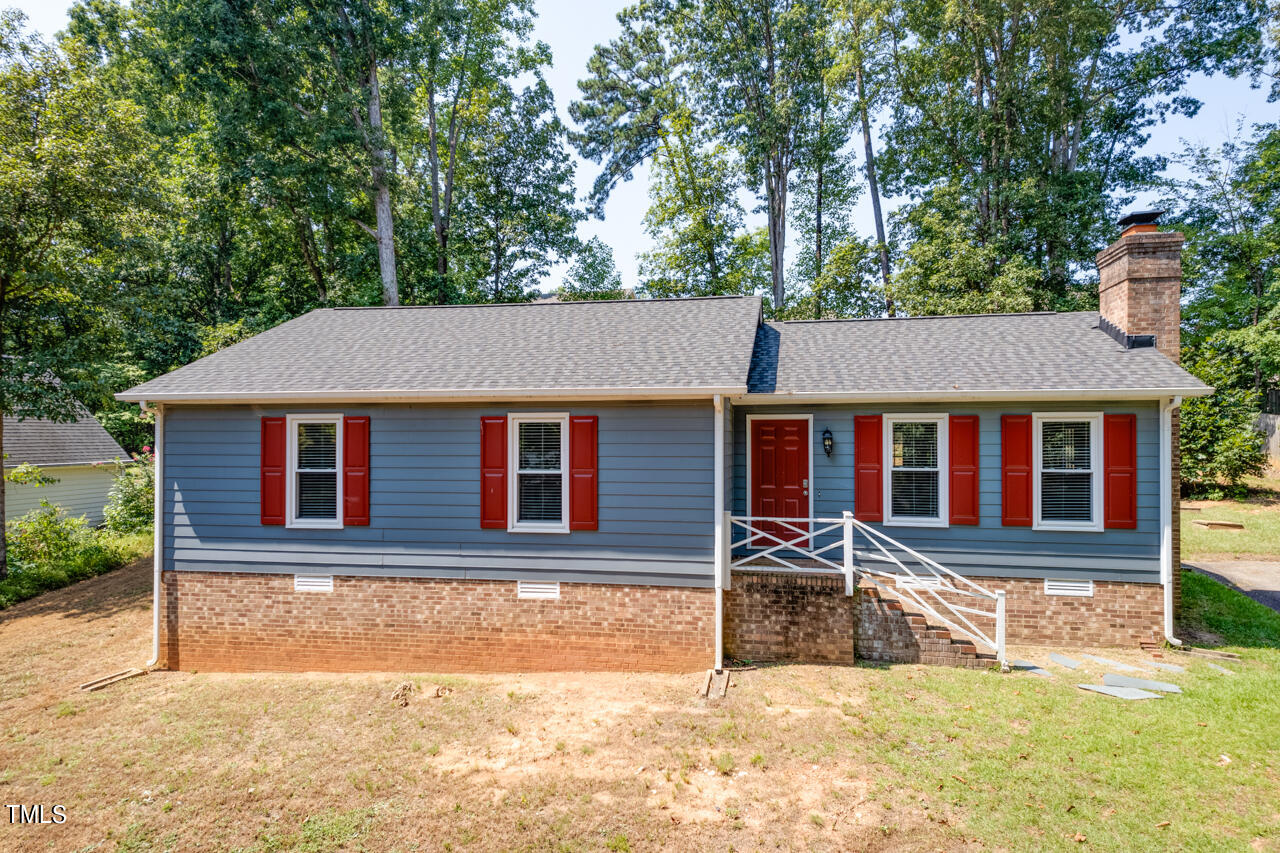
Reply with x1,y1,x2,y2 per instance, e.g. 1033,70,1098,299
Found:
822,427,834,457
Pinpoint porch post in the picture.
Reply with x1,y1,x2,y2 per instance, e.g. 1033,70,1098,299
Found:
713,395,725,672
842,510,854,596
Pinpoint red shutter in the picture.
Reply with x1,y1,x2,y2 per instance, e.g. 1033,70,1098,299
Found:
480,416,508,529
1104,414,1138,529
949,415,981,525
1001,415,1033,526
569,415,599,531
854,415,883,522
343,416,370,526
260,417,286,525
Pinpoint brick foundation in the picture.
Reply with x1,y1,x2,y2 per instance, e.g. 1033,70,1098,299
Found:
970,576,1164,646
723,572,857,663
724,569,1164,667
160,571,715,673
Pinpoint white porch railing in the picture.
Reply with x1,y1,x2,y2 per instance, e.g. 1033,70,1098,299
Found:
726,511,1007,667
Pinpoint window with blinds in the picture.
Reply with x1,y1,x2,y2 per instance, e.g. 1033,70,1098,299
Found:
1034,415,1101,530
512,416,567,529
289,416,341,526
886,416,946,524
1040,421,1092,523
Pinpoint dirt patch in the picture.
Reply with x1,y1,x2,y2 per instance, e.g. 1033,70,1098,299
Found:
0,561,964,852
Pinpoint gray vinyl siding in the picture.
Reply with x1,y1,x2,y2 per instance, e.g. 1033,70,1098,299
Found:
163,402,715,587
733,401,1163,584
5,464,117,526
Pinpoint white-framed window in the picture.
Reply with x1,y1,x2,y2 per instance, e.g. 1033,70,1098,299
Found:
286,413,343,529
883,413,948,527
508,413,569,533
1033,413,1103,532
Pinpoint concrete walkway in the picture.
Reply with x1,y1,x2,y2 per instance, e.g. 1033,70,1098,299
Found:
1187,561,1280,614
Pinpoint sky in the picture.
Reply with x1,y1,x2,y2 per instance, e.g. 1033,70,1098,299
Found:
12,0,1276,291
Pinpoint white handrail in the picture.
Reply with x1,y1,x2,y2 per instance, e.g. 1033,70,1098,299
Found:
728,513,1008,667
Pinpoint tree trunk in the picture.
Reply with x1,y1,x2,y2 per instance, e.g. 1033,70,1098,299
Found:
366,62,398,306
856,62,892,316
766,158,787,309
426,78,449,282
814,154,824,320
291,208,328,304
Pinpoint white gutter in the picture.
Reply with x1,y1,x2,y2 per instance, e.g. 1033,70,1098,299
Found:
141,402,163,668
1160,396,1183,647
712,394,725,673
115,386,747,405
733,387,1211,405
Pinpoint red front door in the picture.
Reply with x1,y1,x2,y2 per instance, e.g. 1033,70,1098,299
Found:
750,418,810,544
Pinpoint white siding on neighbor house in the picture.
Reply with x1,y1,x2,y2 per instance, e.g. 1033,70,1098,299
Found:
5,464,117,525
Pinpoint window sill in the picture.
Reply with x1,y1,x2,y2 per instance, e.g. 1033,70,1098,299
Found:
884,517,948,529
1033,521,1104,533
508,523,570,534
286,519,344,530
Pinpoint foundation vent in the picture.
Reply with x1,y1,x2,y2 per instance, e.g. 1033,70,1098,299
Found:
517,580,560,600
896,575,945,590
294,575,335,593
1044,579,1094,597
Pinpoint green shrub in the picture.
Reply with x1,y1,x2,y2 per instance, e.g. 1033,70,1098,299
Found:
103,449,154,533
6,501,89,571
1,502,149,608
1180,348,1267,492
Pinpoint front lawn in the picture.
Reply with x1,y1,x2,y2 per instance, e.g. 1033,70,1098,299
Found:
0,562,1276,852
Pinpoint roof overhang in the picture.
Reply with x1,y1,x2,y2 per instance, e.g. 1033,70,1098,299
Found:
117,386,745,405
732,386,1211,405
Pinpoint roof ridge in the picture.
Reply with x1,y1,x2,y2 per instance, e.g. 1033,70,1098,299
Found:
330,294,760,311
775,310,1066,325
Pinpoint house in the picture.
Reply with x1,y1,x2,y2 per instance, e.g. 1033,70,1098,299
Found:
3,408,130,526
118,217,1208,673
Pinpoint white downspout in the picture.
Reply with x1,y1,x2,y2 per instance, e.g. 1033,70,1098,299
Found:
713,394,725,673
143,402,164,667
1160,396,1183,646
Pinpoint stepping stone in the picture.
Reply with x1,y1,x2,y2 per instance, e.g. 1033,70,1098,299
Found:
1049,653,1083,670
1102,673,1182,694
1081,654,1148,673
1078,683,1162,700
1012,660,1053,678
1148,661,1186,673
1205,662,1236,675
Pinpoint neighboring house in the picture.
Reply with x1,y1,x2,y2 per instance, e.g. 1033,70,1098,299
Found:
4,409,130,526
119,215,1209,673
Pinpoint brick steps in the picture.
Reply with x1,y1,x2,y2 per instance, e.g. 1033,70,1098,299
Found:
860,584,996,669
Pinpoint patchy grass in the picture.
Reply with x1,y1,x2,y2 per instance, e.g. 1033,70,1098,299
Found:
0,561,1276,852
1183,475,1280,560
1180,568,1280,648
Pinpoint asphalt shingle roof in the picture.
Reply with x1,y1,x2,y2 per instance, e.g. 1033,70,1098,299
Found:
119,296,764,401
4,409,129,467
747,311,1208,396
119,299,1207,403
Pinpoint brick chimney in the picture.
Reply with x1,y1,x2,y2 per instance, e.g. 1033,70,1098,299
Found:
1095,211,1182,361
1095,210,1184,363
